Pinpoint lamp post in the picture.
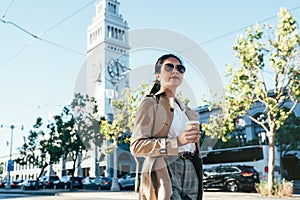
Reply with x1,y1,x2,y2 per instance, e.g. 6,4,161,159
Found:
96,59,130,191
110,81,120,191
6,125,14,189
235,117,245,146
0,124,23,189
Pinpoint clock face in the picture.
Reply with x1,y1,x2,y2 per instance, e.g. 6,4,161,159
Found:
108,59,126,81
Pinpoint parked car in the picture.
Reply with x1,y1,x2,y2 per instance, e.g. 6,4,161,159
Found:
1,179,23,189
118,172,140,190
203,164,260,192
0,180,6,188
82,176,112,190
60,176,84,189
38,176,62,189
10,180,23,189
18,179,37,190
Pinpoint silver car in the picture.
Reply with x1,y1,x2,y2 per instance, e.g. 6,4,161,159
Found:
118,172,140,190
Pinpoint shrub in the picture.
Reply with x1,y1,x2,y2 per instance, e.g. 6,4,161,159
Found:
255,179,293,197
255,180,268,196
282,179,293,197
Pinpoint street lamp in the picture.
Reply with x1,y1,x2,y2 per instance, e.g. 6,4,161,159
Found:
96,59,130,191
0,124,23,189
235,117,246,146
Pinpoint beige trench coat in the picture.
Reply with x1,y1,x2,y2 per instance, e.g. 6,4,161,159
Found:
130,92,203,200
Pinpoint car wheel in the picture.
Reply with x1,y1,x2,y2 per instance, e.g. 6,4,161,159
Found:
225,180,239,192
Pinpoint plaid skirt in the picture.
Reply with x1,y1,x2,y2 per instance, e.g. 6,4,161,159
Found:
166,155,199,200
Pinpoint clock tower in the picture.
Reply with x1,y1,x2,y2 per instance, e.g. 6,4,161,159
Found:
86,0,130,117
85,0,130,179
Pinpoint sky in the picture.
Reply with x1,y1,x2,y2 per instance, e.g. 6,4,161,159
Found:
0,0,299,158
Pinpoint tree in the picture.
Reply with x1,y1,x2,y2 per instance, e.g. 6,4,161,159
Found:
0,162,4,175
276,108,300,156
201,100,235,150
100,83,151,149
55,93,102,190
276,108,300,180
224,8,299,195
15,117,63,189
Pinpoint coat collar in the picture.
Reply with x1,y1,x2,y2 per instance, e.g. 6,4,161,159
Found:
154,91,187,112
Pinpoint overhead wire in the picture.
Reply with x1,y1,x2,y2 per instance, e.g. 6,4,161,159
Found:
179,5,300,54
1,0,15,18
0,0,99,126
0,0,98,69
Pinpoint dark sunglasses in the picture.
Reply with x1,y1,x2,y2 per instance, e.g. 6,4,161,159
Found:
164,63,186,73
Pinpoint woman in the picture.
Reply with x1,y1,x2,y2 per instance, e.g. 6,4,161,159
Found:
130,54,203,200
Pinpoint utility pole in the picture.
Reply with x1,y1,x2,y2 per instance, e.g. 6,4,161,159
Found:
0,124,23,189
6,125,15,189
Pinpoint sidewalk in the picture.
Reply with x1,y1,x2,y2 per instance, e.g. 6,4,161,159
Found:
1,189,300,200
56,191,300,200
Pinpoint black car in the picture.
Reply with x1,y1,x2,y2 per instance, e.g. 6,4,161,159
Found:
38,176,62,189
203,165,260,192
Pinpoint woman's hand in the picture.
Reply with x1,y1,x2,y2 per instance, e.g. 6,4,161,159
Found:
177,124,200,146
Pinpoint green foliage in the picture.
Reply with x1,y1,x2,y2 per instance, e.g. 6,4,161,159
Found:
201,106,235,142
15,93,102,190
225,7,299,133
15,117,63,186
201,95,236,143
216,7,299,195
0,162,3,174
55,93,102,190
276,108,300,155
100,83,152,152
60,93,102,158
213,137,240,149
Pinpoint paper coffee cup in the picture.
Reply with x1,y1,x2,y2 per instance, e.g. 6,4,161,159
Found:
185,120,200,131
185,120,200,126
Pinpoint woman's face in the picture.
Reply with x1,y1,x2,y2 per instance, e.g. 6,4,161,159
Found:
156,57,184,91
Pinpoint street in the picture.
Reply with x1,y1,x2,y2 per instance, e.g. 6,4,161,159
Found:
0,190,300,200
0,193,33,199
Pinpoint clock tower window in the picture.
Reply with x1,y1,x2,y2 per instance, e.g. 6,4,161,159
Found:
108,2,116,14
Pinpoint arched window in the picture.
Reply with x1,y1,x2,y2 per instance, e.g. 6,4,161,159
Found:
119,153,131,161
108,26,111,38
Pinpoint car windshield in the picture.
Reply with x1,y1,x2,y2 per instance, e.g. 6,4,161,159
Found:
240,166,257,173
50,176,59,180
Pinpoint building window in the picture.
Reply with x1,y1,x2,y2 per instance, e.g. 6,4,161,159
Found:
108,3,116,14
252,113,268,145
108,26,111,38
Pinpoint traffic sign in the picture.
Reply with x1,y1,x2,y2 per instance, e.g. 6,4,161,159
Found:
7,159,14,172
